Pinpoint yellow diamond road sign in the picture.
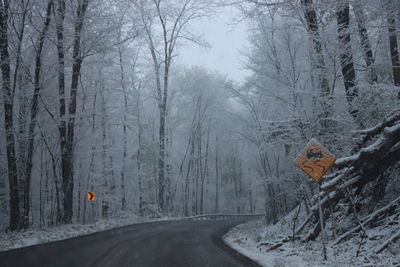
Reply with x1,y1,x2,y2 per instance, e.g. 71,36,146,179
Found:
294,139,336,182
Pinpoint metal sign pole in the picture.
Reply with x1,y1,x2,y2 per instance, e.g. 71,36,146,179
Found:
294,139,335,261
318,182,327,261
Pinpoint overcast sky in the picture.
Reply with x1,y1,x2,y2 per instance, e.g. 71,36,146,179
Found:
177,6,250,83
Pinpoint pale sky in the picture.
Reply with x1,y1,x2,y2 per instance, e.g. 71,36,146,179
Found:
178,6,250,83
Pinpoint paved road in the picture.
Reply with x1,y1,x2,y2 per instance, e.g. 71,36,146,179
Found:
0,219,261,267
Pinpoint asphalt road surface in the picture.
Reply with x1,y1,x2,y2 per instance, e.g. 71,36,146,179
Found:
0,219,261,267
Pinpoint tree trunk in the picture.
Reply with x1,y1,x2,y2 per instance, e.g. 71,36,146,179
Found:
23,0,53,229
352,0,376,82
44,160,50,226
386,0,400,92
197,123,202,215
337,0,359,119
84,85,97,223
215,136,219,213
55,0,68,223
248,168,253,213
76,79,88,222
62,0,89,223
137,88,143,215
100,86,109,218
40,130,62,224
183,134,193,216
0,0,20,231
165,127,172,213
238,160,242,213
14,1,28,213
107,135,116,215
39,140,44,227
159,108,166,213
151,121,158,207
118,46,127,211
201,121,210,215
301,0,332,130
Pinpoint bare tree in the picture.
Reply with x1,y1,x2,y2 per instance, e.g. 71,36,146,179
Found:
22,0,53,229
55,0,90,223
0,0,20,231
138,0,214,213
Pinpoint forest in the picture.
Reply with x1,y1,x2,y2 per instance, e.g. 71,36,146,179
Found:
0,2,400,261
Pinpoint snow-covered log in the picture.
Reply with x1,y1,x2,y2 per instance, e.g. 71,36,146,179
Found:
295,116,400,242
352,112,400,153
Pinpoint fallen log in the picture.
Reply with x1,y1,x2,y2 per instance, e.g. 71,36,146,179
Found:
352,112,400,153
336,123,400,170
295,120,400,242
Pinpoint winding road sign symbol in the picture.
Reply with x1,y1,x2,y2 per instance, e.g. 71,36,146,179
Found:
294,139,336,182
87,192,95,201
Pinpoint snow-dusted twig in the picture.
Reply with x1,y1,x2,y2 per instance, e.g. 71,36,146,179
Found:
258,236,291,252
334,196,400,245
374,228,400,253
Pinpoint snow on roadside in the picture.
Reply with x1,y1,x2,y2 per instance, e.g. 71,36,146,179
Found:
224,220,312,267
224,215,400,267
0,214,176,252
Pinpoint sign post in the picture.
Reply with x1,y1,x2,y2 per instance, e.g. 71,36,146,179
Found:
294,139,336,261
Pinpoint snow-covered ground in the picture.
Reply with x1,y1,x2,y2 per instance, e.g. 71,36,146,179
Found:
224,215,400,267
0,214,176,252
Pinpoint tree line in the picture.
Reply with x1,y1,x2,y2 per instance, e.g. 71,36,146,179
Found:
234,0,400,223
0,0,264,232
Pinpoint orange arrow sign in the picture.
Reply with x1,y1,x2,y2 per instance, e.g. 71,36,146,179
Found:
294,139,336,182
87,192,95,201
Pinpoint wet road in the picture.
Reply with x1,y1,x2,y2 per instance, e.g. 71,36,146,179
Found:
0,219,261,267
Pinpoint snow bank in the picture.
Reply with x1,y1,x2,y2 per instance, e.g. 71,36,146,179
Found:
0,214,176,252
224,212,400,266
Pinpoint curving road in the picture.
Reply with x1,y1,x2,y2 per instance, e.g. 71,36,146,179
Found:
0,219,261,267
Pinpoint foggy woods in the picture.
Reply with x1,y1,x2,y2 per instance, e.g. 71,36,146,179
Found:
0,0,261,231
1,1,400,262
